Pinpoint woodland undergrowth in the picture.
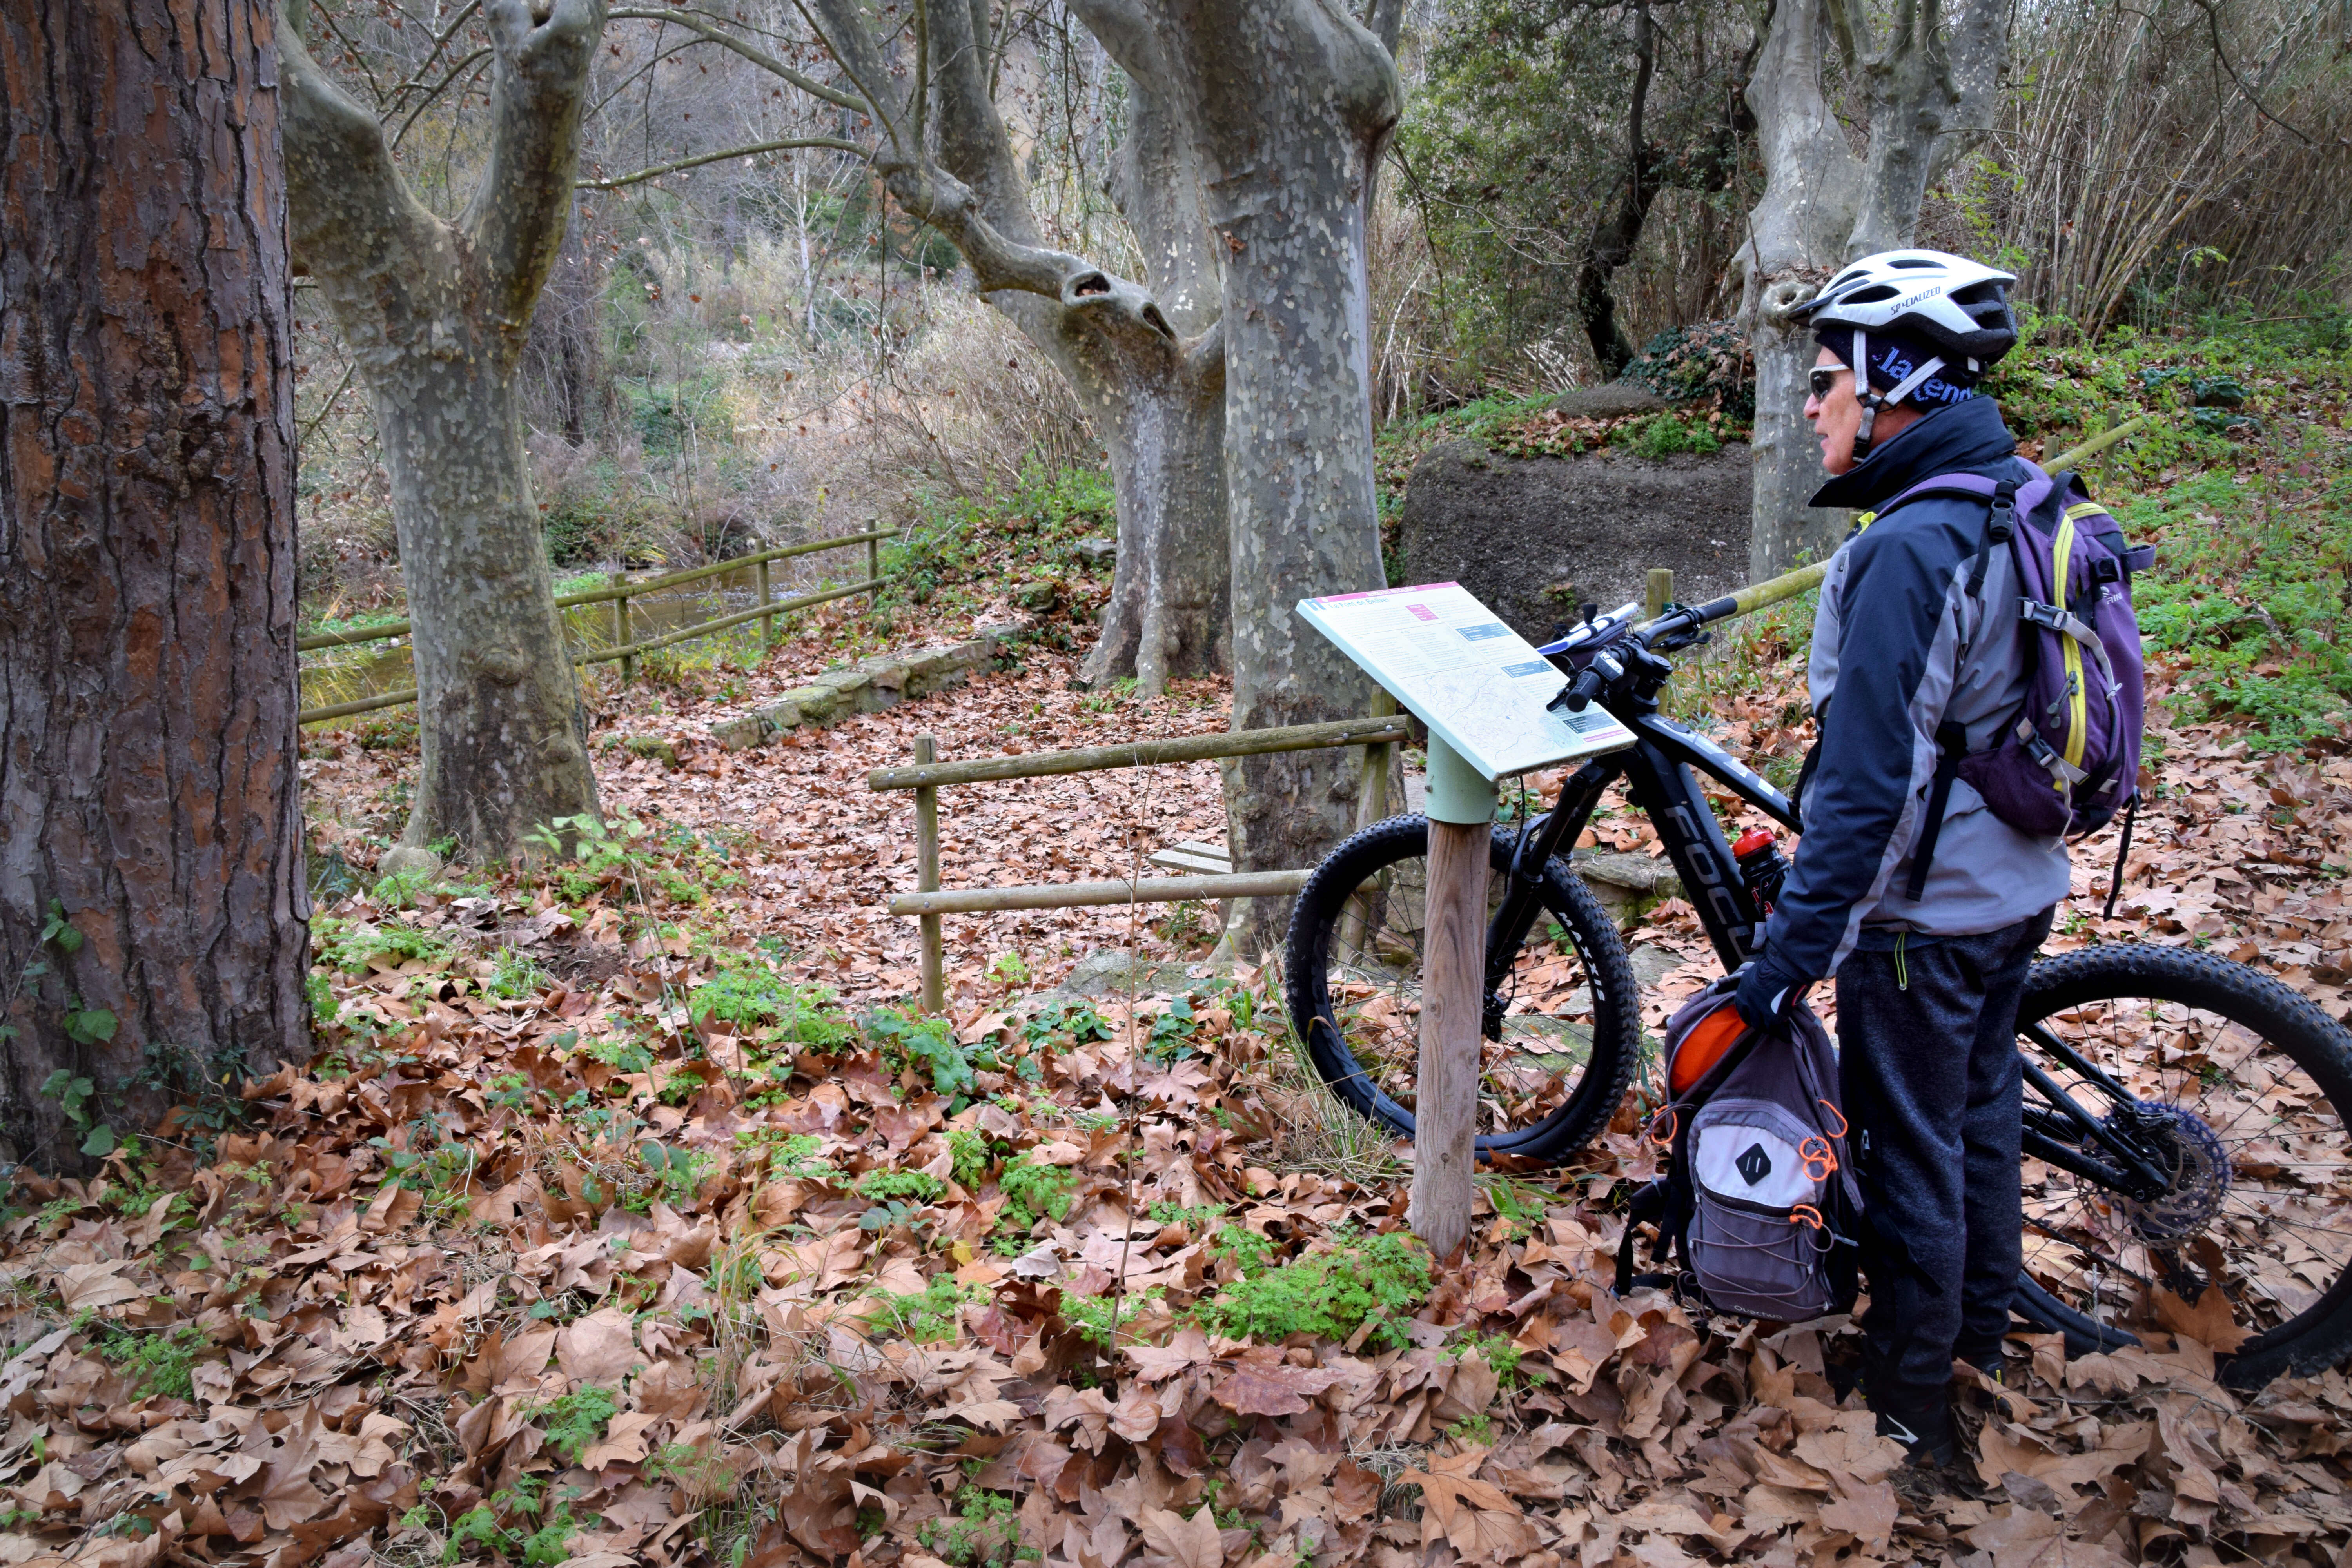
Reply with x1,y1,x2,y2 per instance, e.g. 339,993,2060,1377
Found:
8,338,2352,1568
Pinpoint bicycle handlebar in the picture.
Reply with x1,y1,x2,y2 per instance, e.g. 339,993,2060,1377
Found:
1553,665,1609,713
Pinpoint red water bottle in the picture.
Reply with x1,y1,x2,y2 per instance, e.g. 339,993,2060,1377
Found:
1733,828,1789,914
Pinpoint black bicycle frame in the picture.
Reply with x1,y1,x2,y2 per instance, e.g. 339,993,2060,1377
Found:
1481,708,1795,996
1476,690,2175,1199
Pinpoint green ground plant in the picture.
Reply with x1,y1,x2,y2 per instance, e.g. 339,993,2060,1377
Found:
918,1483,1024,1565
2118,449,2352,750
80,1317,209,1402
526,1385,619,1465
992,1152,1076,1250
689,961,856,1053
310,913,453,976
870,1277,983,1343
856,1168,946,1203
1196,1226,1431,1350
864,1005,1005,1103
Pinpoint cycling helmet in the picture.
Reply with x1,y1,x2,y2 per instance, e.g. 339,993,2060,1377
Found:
1791,250,2019,459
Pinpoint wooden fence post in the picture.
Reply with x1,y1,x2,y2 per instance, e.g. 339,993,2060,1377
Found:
1410,733,1495,1259
757,557,775,649
613,571,635,684
1337,689,1399,956
867,526,881,605
1356,688,1398,832
1646,567,1675,622
915,734,944,1013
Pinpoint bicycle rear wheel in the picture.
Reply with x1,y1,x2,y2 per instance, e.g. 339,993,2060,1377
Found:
2012,944,2352,1388
1282,815,1641,1162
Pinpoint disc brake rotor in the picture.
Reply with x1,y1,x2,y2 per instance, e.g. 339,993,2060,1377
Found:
2096,1101,2230,1244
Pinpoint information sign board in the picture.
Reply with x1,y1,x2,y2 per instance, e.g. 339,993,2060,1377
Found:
1298,581,1636,782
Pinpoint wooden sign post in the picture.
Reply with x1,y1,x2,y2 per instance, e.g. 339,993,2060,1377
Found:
1294,581,1637,1259
1410,733,1496,1258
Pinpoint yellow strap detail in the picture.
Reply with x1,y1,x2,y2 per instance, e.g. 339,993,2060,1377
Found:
2063,502,2107,521
2053,513,2089,769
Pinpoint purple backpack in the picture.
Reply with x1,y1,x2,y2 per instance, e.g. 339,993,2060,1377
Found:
1872,467,2151,896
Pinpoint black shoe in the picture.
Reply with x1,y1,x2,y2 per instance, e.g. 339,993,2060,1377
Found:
1956,1342,2024,1417
1955,1337,2016,1380
1868,1389,1957,1467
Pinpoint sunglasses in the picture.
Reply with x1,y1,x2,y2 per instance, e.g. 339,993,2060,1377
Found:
1809,363,1852,400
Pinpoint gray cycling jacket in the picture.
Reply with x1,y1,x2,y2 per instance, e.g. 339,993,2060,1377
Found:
1764,397,2071,982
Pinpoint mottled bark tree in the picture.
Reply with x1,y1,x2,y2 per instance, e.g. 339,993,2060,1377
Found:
1147,0,1403,951
281,0,605,863
626,0,1234,695
0,1,309,1171
655,0,1403,947
1740,0,2007,578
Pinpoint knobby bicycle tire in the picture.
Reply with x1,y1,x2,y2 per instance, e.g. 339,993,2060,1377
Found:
1283,815,1642,1162
2010,944,2352,1389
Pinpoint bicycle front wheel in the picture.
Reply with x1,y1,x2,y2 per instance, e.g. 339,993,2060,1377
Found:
2013,944,2352,1388
1282,815,1642,1163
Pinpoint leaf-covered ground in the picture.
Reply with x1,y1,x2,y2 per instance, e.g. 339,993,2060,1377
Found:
9,368,2352,1568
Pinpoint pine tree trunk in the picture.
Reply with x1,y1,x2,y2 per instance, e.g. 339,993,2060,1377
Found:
0,0,309,1171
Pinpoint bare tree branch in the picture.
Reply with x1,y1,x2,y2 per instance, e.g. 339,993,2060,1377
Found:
578,135,867,190
384,0,486,106
465,0,609,330
2190,0,2314,145
279,4,443,280
390,47,492,152
607,5,870,114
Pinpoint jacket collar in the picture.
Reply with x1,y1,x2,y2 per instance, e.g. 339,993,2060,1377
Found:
1807,396,2021,512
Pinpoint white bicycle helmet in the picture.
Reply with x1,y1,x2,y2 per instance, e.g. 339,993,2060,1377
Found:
1792,250,2020,457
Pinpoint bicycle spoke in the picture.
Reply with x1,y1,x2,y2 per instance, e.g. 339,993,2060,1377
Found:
2018,959,2352,1365
1295,820,1632,1154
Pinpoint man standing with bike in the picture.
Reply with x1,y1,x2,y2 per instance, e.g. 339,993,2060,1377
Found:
1731,251,2063,1468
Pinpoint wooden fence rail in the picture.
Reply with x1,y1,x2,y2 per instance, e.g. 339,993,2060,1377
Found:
863,408,2164,1011
296,526,892,653
871,716,1413,1010
296,527,892,726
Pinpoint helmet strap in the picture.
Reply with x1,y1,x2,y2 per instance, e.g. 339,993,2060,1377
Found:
1850,331,1879,462
1847,331,1951,464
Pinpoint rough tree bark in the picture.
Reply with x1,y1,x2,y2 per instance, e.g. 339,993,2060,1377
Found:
281,0,605,863
0,0,309,1171
1740,0,2007,579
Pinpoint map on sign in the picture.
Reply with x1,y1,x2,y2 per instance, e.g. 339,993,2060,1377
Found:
1298,581,1637,781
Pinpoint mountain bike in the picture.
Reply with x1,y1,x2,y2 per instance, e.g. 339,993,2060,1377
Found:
1283,591,2352,1388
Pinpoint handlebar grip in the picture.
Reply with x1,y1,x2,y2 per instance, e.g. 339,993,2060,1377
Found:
1551,668,1607,713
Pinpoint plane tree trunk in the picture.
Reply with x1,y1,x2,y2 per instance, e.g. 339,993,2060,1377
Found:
0,0,309,1171
280,0,605,863
767,0,1234,696
1741,0,2008,579
1142,0,1405,950
657,0,1404,948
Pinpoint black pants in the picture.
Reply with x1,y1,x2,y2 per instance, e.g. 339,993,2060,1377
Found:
1836,908,2053,1400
